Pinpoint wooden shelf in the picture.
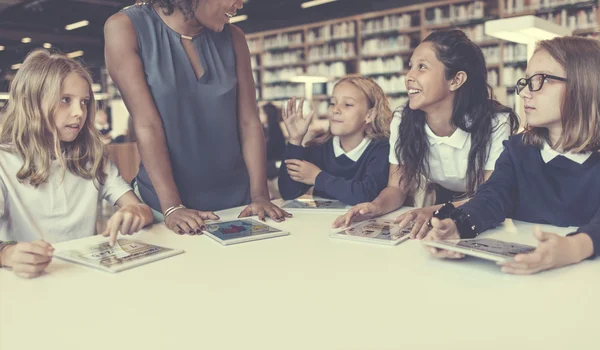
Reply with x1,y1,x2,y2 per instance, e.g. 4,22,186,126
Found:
263,43,305,52
246,0,600,110
361,49,412,59
307,36,356,46
424,16,492,30
574,27,599,35
307,56,357,64
503,61,527,67
361,27,420,39
263,80,297,86
474,39,501,47
362,71,407,78
263,62,306,69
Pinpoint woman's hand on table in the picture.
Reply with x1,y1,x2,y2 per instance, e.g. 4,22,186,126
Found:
238,198,292,222
165,208,220,235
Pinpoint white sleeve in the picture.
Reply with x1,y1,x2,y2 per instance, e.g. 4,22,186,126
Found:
484,113,512,170
0,176,5,220
100,160,133,205
388,111,402,164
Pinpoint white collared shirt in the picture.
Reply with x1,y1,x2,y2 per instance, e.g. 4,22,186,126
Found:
540,142,592,164
333,136,372,162
0,149,132,243
389,112,511,192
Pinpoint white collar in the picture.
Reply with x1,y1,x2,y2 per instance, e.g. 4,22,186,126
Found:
333,136,371,162
540,142,592,164
424,123,469,149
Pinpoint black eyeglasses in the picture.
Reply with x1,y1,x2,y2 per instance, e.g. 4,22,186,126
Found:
516,73,568,95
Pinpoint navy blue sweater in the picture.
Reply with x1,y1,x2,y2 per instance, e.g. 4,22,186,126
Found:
460,135,600,257
278,139,390,205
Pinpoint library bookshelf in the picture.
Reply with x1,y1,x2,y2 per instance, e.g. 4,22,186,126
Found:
246,0,599,116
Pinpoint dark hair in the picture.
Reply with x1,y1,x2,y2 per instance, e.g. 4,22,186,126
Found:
262,103,285,161
395,29,519,196
145,0,199,20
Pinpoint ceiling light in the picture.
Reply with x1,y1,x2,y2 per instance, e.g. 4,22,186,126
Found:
65,20,89,31
229,15,248,24
67,50,84,58
11,63,22,70
21,37,31,44
0,46,4,51
43,43,52,49
0,93,9,100
301,0,337,9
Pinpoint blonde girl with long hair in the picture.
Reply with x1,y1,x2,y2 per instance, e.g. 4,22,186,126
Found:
0,49,153,279
278,76,392,205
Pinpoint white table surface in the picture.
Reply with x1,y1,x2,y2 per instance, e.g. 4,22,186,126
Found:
1,204,598,350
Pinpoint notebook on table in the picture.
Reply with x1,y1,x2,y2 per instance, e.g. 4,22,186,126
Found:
330,218,414,246
203,218,289,245
55,239,184,273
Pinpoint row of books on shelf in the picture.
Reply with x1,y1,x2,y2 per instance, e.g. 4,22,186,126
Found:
263,67,304,84
361,36,411,55
307,62,346,78
307,21,356,43
362,13,414,35
424,1,486,25
307,42,356,62
361,56,405,76
538,8,598,30
263,32,304,50
505,0,597,14
262,50,304,67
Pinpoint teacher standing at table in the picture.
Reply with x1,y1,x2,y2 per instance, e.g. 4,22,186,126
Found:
104,0,290,235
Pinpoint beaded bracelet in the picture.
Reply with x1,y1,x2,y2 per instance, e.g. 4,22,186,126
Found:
449,208,478,239
0,240,17,269
163,204,186,218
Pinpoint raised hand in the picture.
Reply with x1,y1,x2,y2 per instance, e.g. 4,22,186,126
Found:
281,97,314,146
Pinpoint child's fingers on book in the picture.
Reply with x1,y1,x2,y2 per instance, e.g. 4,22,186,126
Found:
415,222,431,240
119,214,134,236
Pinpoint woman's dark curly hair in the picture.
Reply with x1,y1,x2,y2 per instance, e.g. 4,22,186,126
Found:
395,29,519,196
145,0,200,20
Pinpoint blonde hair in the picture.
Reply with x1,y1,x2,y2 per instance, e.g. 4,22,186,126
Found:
307,76,392,147
523,36,600,153
0,49,107,187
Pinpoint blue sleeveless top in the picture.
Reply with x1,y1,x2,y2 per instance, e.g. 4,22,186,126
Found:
123,4,251,212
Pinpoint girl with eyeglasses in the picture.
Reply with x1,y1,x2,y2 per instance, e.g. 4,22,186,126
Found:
425,36,600,275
